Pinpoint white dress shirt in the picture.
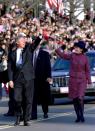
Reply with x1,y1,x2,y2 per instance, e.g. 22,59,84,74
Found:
16,48,23,66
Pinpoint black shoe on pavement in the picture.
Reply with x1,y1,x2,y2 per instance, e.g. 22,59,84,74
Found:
80,117,85,123
44,114,48,119
24,121,31,126
75,119,80,123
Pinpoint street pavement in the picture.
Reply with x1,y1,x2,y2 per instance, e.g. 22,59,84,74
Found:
0,98,95,131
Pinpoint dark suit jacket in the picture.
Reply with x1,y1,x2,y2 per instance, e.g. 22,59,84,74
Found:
8,37,41,82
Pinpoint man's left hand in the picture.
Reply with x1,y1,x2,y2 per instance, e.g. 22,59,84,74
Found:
46,78,53,84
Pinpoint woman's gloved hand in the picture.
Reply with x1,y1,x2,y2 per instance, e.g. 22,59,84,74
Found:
61,45,66,50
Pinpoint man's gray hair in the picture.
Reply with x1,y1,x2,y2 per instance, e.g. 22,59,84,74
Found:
16,33,26,43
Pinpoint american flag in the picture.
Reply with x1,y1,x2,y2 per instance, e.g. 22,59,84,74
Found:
46,0,64,14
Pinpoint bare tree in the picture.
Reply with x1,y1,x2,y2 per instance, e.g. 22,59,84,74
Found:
63,0,84,24
84,0,91,12
94,0,95,11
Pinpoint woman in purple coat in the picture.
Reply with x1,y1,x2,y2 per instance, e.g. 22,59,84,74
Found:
55,41,91,123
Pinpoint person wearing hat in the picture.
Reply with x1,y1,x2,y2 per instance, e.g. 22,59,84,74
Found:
55,41,91,123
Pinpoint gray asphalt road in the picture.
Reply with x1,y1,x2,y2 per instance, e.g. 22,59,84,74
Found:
0,98,95,131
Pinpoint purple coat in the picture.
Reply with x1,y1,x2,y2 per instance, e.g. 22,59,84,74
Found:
56,48,91,99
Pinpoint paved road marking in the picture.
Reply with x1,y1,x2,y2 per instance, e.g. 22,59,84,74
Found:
31,106,95,123
0,106,95,130
0,125,13,130
0,112,73,130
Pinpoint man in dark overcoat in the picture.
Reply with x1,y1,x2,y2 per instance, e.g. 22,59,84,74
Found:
31,45,52,119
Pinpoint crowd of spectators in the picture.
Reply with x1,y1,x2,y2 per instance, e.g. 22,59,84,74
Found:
0,1,95,99
0,2,95,64
1,2,95,53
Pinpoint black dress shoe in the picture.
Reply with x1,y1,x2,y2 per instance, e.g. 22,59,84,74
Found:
80,118,85,123
14,116,20,126
44,114,48,119
24,121,31,126
75,119,80,123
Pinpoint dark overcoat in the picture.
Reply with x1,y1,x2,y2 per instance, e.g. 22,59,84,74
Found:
35,49,51,104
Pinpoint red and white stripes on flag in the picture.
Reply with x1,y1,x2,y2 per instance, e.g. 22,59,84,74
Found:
46,0,64,14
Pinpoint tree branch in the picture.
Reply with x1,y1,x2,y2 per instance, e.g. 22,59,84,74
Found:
75,10,84,18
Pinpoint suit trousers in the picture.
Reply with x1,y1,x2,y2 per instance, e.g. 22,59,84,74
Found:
8,87,15,114
14,72,34,121
31,83,37,119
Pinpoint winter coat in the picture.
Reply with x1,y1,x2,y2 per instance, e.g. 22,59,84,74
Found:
56,48,91,99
